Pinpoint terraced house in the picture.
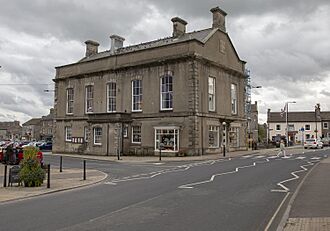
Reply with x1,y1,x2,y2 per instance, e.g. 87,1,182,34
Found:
53,6,247,156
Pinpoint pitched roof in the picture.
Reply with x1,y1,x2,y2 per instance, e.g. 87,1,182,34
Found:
79,28,219,63
268,111,325,122
22,118,41,126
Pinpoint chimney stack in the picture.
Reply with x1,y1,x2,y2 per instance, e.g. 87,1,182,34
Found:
84,40,99,57
171,17,188,38
210,6,227,31
110,35,125,54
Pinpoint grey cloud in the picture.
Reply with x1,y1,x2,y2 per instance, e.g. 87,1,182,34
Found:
320,90,330,97
0,0,330,123
0,0,150,46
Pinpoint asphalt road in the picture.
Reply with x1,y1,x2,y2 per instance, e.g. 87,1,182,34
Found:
0,149,328,231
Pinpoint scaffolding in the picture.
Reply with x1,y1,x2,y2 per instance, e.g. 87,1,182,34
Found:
245,69,251,122
245,69,252,149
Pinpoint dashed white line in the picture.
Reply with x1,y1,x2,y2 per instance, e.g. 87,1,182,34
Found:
296,157,306,160
253,155,265,159
310,157,321,160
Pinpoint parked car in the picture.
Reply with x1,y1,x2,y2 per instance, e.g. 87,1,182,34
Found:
38,142,52,151
0,145,43,166
304,138,323,149
321,137,330,147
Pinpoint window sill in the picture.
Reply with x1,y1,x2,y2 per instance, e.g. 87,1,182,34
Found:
160,109,173,112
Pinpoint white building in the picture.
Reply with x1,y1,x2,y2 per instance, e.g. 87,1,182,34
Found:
267,109,328,144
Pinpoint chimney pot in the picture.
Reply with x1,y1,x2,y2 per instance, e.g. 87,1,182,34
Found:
210,6,227,31
84,40,99,57
171,17,188,38
110,35,125,54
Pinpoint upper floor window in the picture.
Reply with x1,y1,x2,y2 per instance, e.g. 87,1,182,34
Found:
305,124,311,131
160,72,173,110
107,82,116,112
323,122,328,129
85,85,94,113
94,127,102,145
276,124,281,131
208,77,215,111
66,88,74,114
65,126,72,142
231,84,237,114
288,124,295,131
132,79,142,112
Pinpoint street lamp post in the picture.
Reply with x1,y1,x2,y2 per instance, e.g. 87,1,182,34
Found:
286,101,296,147
222,122,226,157
315,103,320,139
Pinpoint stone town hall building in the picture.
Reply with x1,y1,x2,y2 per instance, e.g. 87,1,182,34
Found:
53,6,247,156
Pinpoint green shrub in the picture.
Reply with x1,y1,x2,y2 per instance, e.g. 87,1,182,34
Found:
19,147,45,187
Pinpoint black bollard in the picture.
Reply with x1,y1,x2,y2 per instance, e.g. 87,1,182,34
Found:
223,145,226,157
47,164,50,188
83,160,86,180
3,165,7,188
60,156,63,172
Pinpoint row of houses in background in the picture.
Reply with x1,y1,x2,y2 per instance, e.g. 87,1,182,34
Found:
267,105,330,144
0,108,54,141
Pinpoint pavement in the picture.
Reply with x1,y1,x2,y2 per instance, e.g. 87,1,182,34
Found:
0,146,329,231
282,156,330,231
0,165,107,203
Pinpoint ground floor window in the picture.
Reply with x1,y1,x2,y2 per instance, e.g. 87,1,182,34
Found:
132,126,141,143
306,134,310,139
209,126,220,148
154,127,179,152
84,127,90,142
229,127,239,148
94,127,102,145
65,126,72,142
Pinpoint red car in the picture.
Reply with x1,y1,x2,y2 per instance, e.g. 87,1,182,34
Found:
0,146,43,166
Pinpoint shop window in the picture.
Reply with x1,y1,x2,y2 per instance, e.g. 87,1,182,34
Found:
155,127,179,152
209,126,220,148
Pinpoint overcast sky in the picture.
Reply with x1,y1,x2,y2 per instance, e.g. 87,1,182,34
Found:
0,0,329,124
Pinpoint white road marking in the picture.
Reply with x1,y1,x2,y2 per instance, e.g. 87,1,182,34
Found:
310,157,321,160
104,158,232,185
253,155,265,159
271,161,315,193
264,192,290,231
242,155,253,158
104,182,117,185
268,156,278,159
296,157,306,160
179,159,271,189
282,156,292,159
152,163,164,165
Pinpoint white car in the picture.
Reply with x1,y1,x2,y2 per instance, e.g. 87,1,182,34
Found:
304,138,323,149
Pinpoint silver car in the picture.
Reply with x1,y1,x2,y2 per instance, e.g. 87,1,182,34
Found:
304,138,323,149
